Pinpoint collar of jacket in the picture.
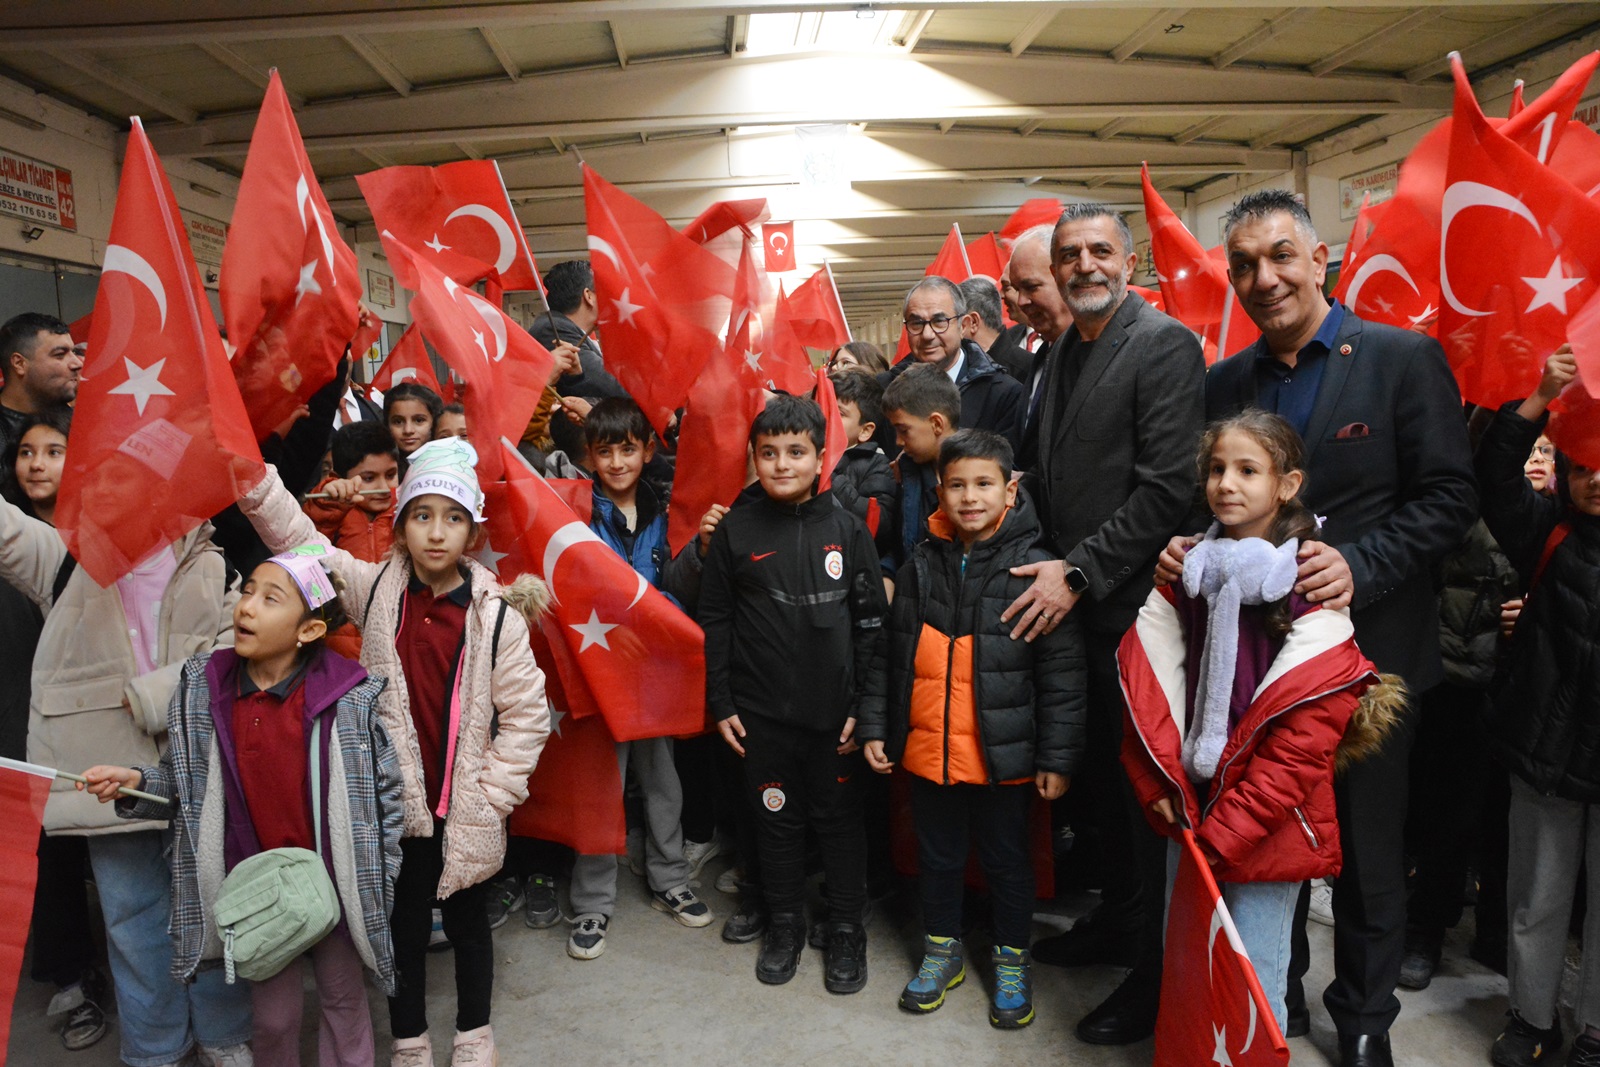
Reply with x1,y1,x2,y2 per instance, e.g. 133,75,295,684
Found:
754,489,838,522
925,487,1044,563
590,474,663,532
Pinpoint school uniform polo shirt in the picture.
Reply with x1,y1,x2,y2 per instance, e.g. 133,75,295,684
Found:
397,571,472,814
234,662,313,852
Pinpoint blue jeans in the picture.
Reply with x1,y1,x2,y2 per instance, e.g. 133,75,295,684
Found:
87,831,252,1067
1165,839,1298,1034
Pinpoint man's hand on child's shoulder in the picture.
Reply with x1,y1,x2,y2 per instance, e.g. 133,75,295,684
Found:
1155,535,1198,588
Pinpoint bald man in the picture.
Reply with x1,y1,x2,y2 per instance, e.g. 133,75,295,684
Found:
1008,226,1074,470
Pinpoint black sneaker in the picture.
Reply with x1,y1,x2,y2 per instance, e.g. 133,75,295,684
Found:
485,876,525,931
1491,1011,1563,1066
523,873,561,930
722,894,768,944
60,972,107,1052
809,898,873,949
822,923,867,994
756,913,806,985
1397,926,1442,990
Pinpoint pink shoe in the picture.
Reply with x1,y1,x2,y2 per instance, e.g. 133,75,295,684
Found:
451,1025,496,1066
390,1032,432,1067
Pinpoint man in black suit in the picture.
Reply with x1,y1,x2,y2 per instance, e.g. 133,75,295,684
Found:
530,259,630,403
958,275,1030,381
1006,204,1206,1045
1162,190,1476,1067
1007,225,1073,471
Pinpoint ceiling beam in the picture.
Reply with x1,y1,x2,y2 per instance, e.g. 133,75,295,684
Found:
1096,116,1132,139
1109,7,1188,63
1405,14,1554,82
42,47,199,124
1017,118,1042,136
1008,8,1060,57
608,20,629,67
197,42,305,107
1212,7,1314,69
479,27,521,80
898,10,936,51
1173,115,1228,144
357,147,396,168
342,34,413,96
727,14,749,54
1248,114,1326,149
1309,10,1439,77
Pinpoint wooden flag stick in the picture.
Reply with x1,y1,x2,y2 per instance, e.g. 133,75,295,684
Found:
0,755,170,806
302,489,393,500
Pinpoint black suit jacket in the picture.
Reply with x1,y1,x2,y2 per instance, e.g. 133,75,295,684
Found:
1025,292,1206,635
986,323,1033,381
530,310,629,401
1204,309,1477,688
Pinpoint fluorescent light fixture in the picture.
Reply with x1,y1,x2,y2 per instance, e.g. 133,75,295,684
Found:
745,8,894,55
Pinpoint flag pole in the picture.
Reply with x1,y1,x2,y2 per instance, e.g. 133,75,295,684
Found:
0,756,170,806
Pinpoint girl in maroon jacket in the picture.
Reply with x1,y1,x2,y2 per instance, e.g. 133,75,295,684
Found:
1118,411,1400,1031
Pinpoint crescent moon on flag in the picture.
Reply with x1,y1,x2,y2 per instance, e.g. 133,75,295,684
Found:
1440,181,1541,317
587,235,625,274
296,172,338,281
1343,253,1421,315
102,245,168,329
543,519,650,609
449,280,508,362
769,231,790,251
1207,901,1260,1054
444,203,517,276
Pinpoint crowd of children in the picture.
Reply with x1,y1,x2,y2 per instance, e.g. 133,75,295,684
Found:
0,244,1594,1067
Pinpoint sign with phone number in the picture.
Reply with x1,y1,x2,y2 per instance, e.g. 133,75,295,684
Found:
0,148,76,231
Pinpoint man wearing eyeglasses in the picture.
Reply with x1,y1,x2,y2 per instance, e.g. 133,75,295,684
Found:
882,276,1026,453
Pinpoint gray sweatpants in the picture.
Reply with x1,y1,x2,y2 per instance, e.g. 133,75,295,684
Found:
569,736,690,917
1507,775,1600,1031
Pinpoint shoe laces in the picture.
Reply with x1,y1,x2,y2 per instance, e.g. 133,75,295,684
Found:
915,954,950,986
994,963,1027,999
453,1036,490,1066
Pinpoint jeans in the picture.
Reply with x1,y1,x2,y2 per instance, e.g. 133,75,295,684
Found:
1166,839,1298,1034
87,831,252,1067
911,777,1035,949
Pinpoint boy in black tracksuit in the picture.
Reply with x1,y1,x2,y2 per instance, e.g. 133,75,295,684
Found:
701,395,888,995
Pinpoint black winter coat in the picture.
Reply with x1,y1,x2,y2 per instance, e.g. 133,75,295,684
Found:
858,490,1087,782
829,443,900,566
1478,406,1600,802
881,340,1028,453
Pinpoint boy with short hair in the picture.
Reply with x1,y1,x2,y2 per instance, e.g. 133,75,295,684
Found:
305,420,401,563
701,394,888,994
827,368,899,567
881,364,962,570
561,398,712,960
860,429,1085,1029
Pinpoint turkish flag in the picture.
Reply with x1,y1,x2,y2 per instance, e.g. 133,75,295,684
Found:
68,312,92,345
765,285,820,394
999,198,1063,248
816,366,847,491
784,264,851,351
668,239,767,555
1440,54,1600,409
508,619,627,855
484,443,707,741
0,758,52,1060
583,165,732,436
369,324,444,398
59,118,264,586
1509,79,1526,118
1155,830,1290,1067
1547,376,1600,468
763,221,796,272
684,199,770,245
926,223,972,282
349,304,383,365
383,237,552,481
222,70,360,442
965,232,1005,280
356,160,543,293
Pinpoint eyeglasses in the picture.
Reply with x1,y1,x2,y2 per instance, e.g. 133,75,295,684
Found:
903,315,956,334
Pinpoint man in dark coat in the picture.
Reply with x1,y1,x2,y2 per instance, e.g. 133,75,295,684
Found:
529,259,629,402
1165,190,1476,1067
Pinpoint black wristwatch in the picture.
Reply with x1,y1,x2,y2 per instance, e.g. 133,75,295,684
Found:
1064,565,1089,595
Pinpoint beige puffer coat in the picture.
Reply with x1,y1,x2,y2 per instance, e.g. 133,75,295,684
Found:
0,498,236,835
239,469,550,898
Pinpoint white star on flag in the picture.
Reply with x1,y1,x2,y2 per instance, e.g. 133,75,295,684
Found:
1211,1023,1234,1067
294,260,322,305
1408,303,1438,326
570,609,618,652
612,289,644,327
473,539,507,573
1522,256,1585,314
108,357,176,416
425,234,449,254
548,708,566,738
743,347,764,376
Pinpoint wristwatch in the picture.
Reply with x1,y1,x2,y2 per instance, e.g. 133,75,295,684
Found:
1064,565,1089,595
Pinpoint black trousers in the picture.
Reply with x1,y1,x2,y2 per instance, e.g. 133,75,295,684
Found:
913,777,1035,949
1290,698,1418,1034
388,831,493,1038
740,714,865,922
30,832,95,989
1405,682,1493,933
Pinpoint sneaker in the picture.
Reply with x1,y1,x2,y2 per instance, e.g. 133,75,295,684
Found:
1491,1010,1563,1066
428,906,451,951
391,1033,433,1067
199,1045,254,1067
721,894,768,944
451,1024,496,1067
715,865,744,896
61,991,107,1052
1308,879,1335,927
756,913,806,985
567,913,608,960
1398,926,1442,990
823,922,868,994
990,945,1035,1029
683,838,723,884
900,935,966,1013
485,876,524,931
523,873,561,929
651,884,714,928
1568,1033,1600,1067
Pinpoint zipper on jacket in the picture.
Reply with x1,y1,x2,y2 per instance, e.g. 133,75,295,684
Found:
1293,807,1319,849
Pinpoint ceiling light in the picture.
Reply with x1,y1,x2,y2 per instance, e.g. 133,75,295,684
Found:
188,181,223,198
1352,135,1390,156
855,4,876,19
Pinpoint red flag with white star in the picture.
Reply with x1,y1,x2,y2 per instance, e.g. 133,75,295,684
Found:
1440,54,1600,409
1547,376,1600,468
762,221,796,272
965,232,1005,280
58,118,264,586
368,324,445,399
0,758,53,1055
482,443,706,741
221,70,360,442
356,160,543,293
1155,830,1290,1067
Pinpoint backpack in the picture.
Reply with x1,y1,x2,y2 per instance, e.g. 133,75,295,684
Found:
212,716,341,983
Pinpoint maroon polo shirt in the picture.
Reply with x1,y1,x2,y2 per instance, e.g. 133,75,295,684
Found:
396,570,471,813
233,665,314,852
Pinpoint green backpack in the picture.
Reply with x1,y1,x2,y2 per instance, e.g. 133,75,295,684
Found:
213,717,341,983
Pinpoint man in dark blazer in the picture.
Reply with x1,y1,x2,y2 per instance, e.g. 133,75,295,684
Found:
1008,204,1206,1045
530,259,630,402
1166,190,1476,1067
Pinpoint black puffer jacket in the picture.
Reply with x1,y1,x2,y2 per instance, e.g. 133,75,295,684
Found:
1477,406,1600,801
1435,519,1519,690
858,488,1087,782
829,442,900,567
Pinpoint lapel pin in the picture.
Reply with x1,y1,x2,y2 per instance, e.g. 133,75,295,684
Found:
1339,344,1352,355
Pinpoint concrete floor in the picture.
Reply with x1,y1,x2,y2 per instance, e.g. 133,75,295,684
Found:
7,855,1543,1066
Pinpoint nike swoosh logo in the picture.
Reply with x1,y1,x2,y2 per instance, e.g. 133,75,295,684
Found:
751,551,776,561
